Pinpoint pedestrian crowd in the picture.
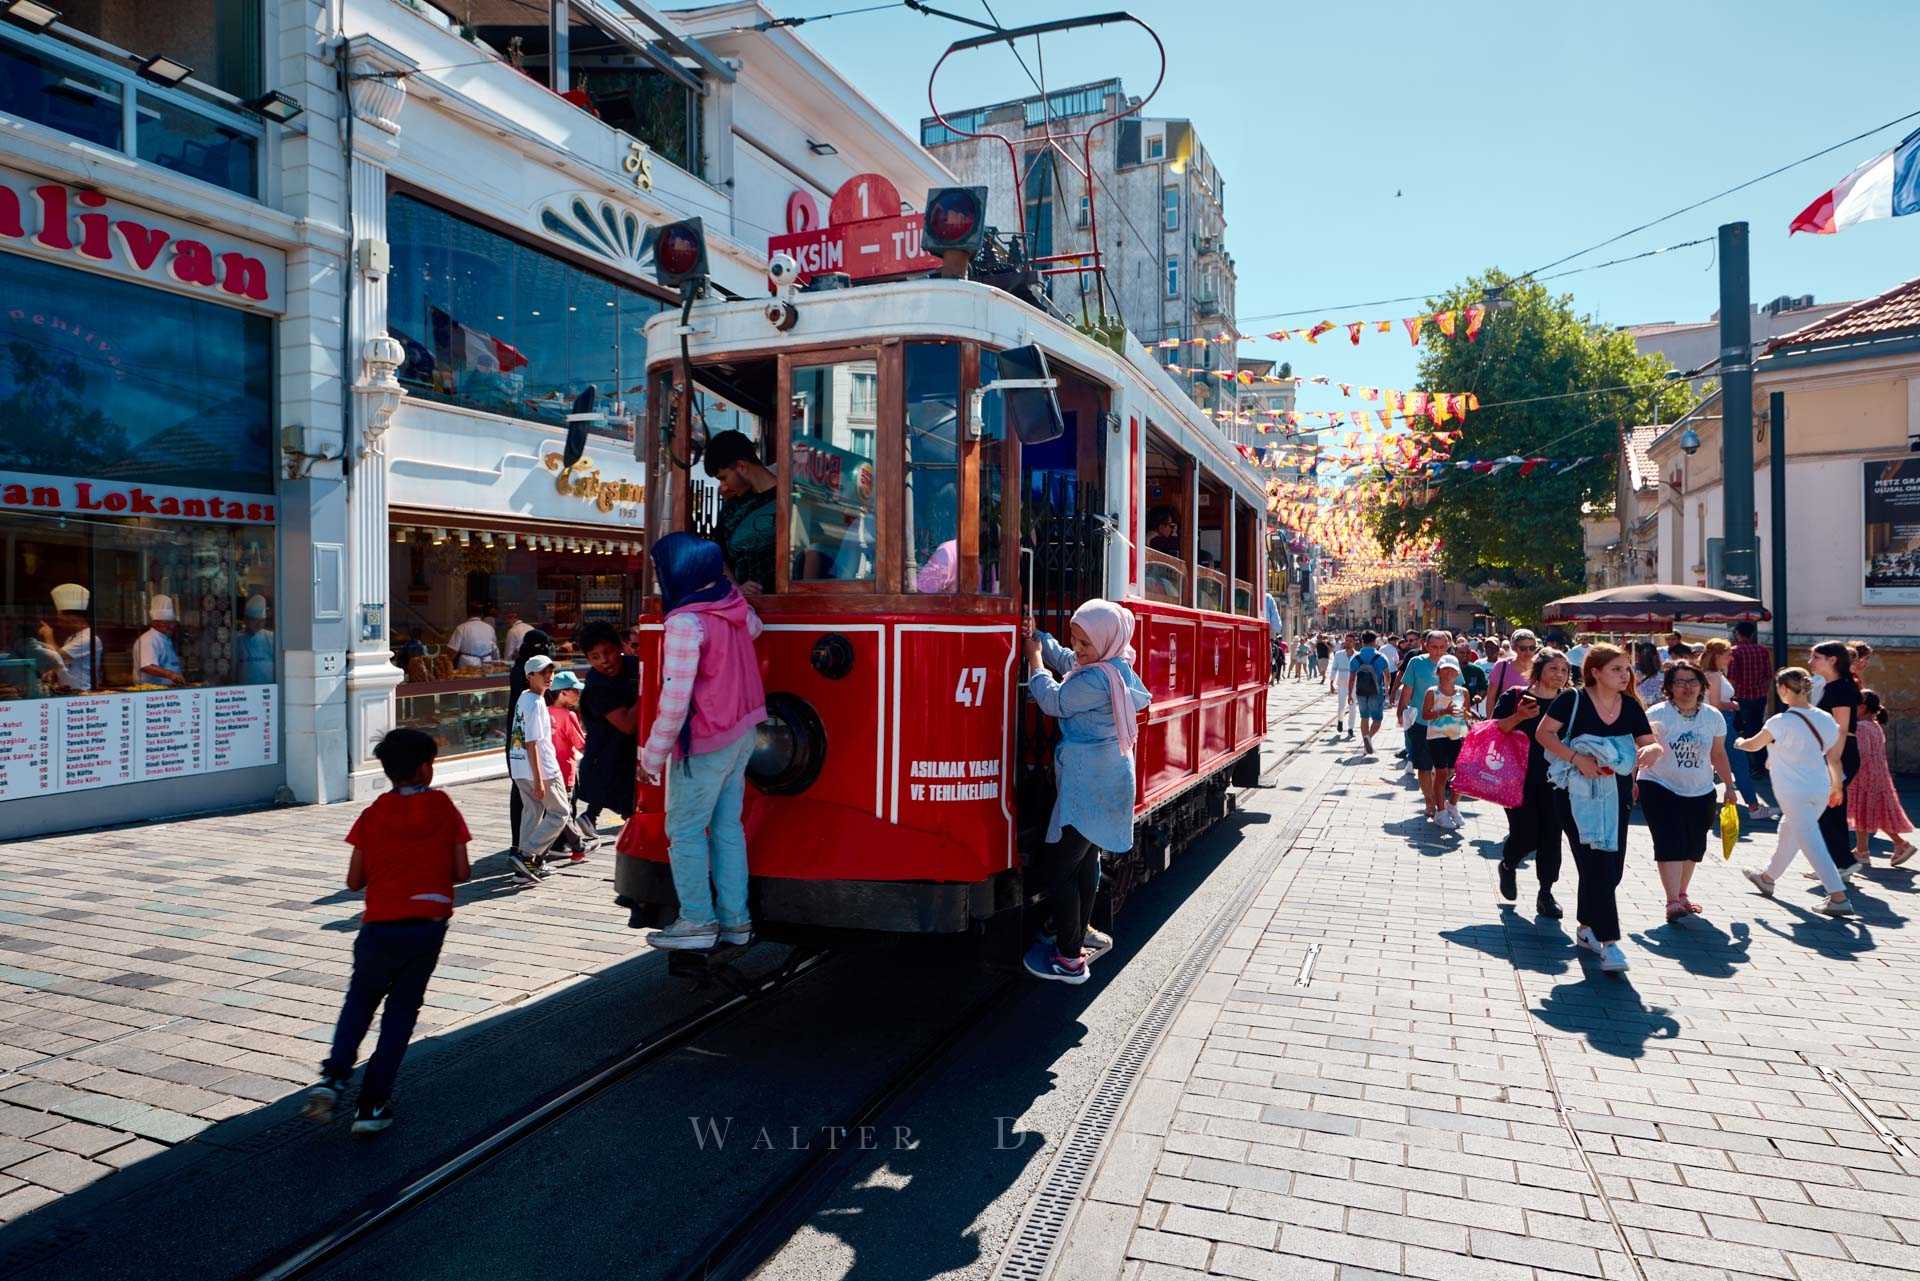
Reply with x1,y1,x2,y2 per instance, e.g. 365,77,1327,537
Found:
1304,620,1913,975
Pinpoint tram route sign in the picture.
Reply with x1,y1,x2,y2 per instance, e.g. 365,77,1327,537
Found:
767,173,942,285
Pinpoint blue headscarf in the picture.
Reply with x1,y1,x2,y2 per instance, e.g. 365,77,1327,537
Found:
651,532,733,613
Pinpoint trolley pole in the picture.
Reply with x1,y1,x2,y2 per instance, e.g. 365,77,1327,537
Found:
1717,222,1758,597
1769,390,1789,670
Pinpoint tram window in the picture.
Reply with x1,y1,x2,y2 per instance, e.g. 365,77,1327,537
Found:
903,344,962,593
683,360,774,590
976,350,1010,594
1143,431,1187,607
1234,498,1259,616
1196,478,1228,612
789,359,879,585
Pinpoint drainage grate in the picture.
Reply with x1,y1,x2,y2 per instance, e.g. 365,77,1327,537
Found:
994,727,1335,1281
1294,942,1321,987
1805,1058,1914,1159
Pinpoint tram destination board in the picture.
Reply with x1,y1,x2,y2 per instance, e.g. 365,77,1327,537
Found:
768,173,942,284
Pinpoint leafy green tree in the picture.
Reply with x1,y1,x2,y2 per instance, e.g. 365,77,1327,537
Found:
1369,271,1696,624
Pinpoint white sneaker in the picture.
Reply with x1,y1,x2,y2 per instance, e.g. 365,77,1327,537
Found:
1599,942,1630,973
1575,926,1605,956
1446,805,1463,827
1440,810,1462,831
647,918,719,951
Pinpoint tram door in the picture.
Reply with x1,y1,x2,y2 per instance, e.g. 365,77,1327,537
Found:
1012,370,1110,851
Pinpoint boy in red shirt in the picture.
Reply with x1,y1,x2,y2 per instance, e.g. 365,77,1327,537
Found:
304,727,470,1134
548,670,589,864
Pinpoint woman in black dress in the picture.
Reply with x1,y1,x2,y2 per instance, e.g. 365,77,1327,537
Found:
1810,640,1862,875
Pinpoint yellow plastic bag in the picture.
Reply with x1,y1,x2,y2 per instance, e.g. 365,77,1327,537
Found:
1719,803,1741,859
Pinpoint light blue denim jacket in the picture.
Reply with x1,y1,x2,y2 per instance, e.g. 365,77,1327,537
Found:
1031,633,1152,852
1547,733,1638,852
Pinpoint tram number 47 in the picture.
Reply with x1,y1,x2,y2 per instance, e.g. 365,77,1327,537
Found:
953,667,989,707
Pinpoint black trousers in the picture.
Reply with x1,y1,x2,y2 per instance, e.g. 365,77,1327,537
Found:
1822,755,1860,870
321,919,447,1107
1029,826,1099,956
1556,780,1632,943
1501,774,1563,890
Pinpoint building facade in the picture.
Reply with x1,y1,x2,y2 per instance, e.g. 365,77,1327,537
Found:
1625,294,1856,388
919,80,1237,410
0,0,948,837
1641,278,1920,768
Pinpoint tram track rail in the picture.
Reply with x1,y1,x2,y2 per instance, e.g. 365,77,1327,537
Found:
245,949,834,1281
246,689,1336,1281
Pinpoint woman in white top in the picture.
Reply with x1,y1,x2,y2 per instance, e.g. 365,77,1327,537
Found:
1736,667,1852,916
1637,662,1735,921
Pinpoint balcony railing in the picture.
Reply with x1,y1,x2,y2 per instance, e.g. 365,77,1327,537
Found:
1193,295,1221,318
0,25,263,200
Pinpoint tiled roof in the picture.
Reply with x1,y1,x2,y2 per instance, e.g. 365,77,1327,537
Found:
1624,424,1661,492
1766,275,1920,352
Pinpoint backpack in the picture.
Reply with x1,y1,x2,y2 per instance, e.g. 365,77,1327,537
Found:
1353,659,1381,699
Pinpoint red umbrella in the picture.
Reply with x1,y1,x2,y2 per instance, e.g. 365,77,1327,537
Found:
1542,584,1770,631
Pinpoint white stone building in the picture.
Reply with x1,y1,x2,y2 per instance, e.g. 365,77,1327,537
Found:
919,79,1237,409
0,0,949,835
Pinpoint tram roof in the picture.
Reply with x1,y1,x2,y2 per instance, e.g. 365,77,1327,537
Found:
643,277,1269,511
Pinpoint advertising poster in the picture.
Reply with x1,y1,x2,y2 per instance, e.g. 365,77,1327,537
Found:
1863,458,1920,604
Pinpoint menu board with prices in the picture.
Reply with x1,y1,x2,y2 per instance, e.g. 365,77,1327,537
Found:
137,689,205,779
0,687,278,798
0,700,55,798
61,696,136,792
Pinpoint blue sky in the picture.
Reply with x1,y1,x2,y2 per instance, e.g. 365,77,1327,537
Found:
782,0,1919,414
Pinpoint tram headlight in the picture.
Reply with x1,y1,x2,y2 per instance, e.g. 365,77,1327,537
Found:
646,217,709,292
747,693,827,796
922,186,988,270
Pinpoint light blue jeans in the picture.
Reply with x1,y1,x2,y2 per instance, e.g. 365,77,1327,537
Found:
664,731,756,928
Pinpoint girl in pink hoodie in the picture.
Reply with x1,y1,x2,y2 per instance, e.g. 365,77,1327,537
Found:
641,534,767,951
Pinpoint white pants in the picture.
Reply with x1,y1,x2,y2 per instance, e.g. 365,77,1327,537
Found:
1764,792,1844,894
1335,683,1355,730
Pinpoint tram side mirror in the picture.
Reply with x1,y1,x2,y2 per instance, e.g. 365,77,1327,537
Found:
972,344,1064,446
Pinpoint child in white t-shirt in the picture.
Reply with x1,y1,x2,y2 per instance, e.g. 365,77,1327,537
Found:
507,655,576,881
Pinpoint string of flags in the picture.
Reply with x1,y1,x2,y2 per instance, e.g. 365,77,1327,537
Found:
1155,303,1489,351
1426,454,1599,479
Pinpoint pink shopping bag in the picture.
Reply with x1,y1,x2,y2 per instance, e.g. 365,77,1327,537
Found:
1452,720,1528,809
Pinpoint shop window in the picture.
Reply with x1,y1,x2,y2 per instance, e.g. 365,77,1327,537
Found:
58,0,263,98
452,3,706,179
788,359,878,585
0,24,261,198
903,343,960,593
387,193,668,440
1,510,275,701
388,521,642,758
0,255,274,495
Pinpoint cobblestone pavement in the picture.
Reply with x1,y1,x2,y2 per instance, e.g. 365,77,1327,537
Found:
0,679,1339,1230
1060,737,1920,1281
0,780,644,1222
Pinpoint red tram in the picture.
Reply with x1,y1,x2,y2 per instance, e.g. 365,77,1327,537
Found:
612,198,1271,955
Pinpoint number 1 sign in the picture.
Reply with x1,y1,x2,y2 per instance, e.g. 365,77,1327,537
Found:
767,173,943,285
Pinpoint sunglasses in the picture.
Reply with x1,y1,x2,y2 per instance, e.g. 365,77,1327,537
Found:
1513,643,1537,651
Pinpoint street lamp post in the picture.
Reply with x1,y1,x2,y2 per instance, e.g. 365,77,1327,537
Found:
1717,222,1758,596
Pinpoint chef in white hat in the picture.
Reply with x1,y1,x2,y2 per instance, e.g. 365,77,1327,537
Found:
234,593,275,685
50,582,100,692
134,594,185,686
